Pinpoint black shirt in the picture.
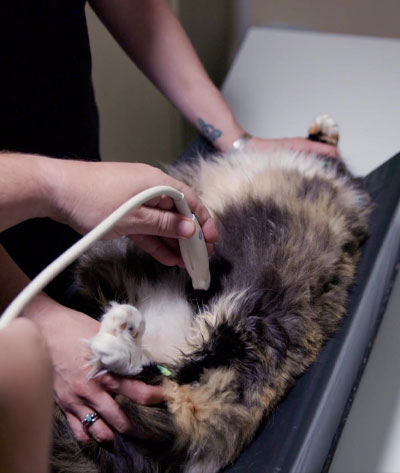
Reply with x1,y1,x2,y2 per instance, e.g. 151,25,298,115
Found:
0,0,100,302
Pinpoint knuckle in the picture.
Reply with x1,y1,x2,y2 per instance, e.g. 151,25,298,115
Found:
157,212,171,235
55,388,77,411
74,381,92,400
58,395,75,411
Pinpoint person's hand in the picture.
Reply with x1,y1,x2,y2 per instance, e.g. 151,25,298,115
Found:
243,136,339,158
27,295,163,443
41,160,219,266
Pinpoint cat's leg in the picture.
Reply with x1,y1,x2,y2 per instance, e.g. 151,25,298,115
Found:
308,114,340,146
88,302,149,377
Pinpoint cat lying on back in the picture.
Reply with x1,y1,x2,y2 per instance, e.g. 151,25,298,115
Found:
52,116,371,473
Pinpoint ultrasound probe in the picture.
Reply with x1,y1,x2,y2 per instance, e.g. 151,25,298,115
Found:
0,186,211,329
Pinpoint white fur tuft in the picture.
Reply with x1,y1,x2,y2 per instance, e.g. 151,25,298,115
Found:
88,303,148,376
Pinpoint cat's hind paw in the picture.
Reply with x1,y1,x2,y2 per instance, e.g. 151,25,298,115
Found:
308,114,339,146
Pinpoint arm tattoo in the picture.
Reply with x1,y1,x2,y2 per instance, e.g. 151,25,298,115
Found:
198,118,222,143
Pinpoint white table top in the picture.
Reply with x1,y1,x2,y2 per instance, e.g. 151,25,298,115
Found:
222,27,400,176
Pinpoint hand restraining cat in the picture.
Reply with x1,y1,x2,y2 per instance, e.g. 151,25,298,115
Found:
51,116,372,473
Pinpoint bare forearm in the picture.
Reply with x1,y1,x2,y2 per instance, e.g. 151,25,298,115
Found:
0,152,54,231
0,245,30,311
0,244,63,369
89,0,244,151
0,244,56,324
0,243,87,353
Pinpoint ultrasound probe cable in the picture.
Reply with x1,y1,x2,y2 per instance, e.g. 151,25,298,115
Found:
0,185,211,330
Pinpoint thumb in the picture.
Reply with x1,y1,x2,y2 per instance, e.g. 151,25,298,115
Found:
129,207,196,239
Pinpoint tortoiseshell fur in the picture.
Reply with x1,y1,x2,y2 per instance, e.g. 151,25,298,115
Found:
51,118,371,473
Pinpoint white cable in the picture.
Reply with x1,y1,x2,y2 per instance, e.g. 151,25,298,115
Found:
0,185,210,330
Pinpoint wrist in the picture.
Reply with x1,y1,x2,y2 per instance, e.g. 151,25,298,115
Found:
35,155,64,222
214,129,255,153
34,155,62,221
22,292,59,323
21,293,60,349
22,292,88,337
230,132,253,152
212,121,245,153
37,156,85,226
200,113,249,153
0,153,53,230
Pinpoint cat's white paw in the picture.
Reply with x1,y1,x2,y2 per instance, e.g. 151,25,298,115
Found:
308,114,339,146
88,302,148,376
100,302,145,339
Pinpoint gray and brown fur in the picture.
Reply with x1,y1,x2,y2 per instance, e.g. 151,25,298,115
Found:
52,118,372,473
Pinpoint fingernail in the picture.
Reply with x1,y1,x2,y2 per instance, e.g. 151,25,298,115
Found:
177,219,195,238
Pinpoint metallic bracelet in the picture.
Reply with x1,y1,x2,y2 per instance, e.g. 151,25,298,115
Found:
231,132,253,151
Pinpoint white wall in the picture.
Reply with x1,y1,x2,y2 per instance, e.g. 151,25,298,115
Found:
85,1,233,165
237,0,400,40
86,5,182,165
87,0,400,166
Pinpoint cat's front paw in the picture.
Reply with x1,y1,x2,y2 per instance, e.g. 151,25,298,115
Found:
88,302,148,377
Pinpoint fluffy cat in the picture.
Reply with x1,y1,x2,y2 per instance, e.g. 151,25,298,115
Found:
52,116,371,473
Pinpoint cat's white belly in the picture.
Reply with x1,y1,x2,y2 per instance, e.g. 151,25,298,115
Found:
137,285,194,365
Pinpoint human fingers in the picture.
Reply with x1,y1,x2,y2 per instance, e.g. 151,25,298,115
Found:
135,196,219,243
128,207,196,239
100,373,164,406
66,389,138,443
88,391,147,438
201,217,220,244
301,140,339,158
66,412,91,443
59,380,117,443
65,408,114,443
130,234,184,266
132,233,214,268
158,237,185,268
144,195,175,210
247,136,339,160
160,175,219,242
116,378,164,405
160,236,214,262
280,138,339,158
99,375,164,439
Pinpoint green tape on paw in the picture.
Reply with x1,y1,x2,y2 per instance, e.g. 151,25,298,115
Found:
157,365,172,377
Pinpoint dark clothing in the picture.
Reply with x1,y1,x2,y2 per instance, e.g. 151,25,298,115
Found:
0,0,99,159
0,0,100,301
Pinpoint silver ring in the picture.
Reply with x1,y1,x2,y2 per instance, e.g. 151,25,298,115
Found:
81,412,100,428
